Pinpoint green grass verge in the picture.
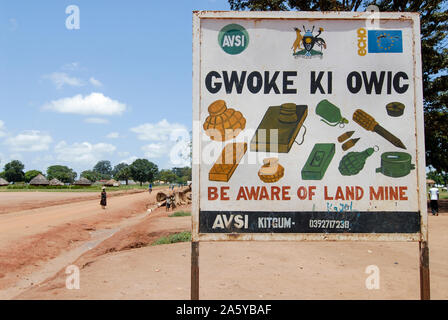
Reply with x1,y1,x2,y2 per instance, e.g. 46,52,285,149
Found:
169,211,191,217
0,184,167,192
152,231,191,246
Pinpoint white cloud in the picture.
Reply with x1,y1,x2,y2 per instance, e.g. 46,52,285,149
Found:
54,141,116,166
119,156,138,165
130,119,190,165
43,72,84,89
0,120,6,137
106,132,120,139
84,117,109,124
117,151,129,157
130,119,188,142
89,77,103,87
61,62,80,71
4,130,53,152
141,143,169,159
42,92,127,116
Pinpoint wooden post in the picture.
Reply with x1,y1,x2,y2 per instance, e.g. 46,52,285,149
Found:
419,240,430,300
191,241,200,300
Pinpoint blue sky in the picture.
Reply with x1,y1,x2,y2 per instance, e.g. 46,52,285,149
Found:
0,0,230,175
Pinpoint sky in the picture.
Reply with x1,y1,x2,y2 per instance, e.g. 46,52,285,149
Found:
0,0,230,175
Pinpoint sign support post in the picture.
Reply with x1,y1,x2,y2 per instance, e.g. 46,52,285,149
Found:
419,240,430,300
191,241,200,300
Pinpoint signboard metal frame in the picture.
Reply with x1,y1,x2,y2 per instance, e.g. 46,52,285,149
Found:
193,10,427,243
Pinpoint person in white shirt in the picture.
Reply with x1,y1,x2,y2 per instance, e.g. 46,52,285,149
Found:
428,185,439,216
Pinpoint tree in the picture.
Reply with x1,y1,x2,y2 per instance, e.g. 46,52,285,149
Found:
80,170,100,182
0,171,5,179
158,169,177,183
47,165,77,184
25,170,43,183
115,166,131,185
4,160,25,183
129,159,159,186
112,162,129,177
228,0,448,172
172,166,192,184
93,160,112,180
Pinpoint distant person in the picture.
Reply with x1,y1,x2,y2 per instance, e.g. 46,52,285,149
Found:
100,187,107,210
166,196,171,211
148,183,152,194
170,195,176,210
429,184,439,216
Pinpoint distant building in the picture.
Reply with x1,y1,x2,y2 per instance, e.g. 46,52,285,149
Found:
49,178,64,186
29,174,49,186
74,177,92,186
0,177,9,186
105,179,120,187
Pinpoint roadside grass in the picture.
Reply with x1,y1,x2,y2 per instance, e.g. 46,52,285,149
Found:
169,211,191,217
440,190,448,199
152,231,191,246
0,184,167,192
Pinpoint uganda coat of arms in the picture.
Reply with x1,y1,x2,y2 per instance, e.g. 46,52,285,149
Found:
292,26,327,58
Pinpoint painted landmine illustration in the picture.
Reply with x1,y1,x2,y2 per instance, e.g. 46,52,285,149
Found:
258,157,284,183
376,152,415,178
203,99,246,141
250,103,308,153
316,99,349,127
209,142,247,182
301,143,335,180
353,109,406,149
386,102,405,117
338,147,375,176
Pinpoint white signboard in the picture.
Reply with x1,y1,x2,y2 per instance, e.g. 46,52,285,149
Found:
192,11,426,242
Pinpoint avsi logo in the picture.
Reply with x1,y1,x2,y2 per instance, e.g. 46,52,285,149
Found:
218,24,249,55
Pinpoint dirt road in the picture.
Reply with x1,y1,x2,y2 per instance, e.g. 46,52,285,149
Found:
15,209,448,300
0,189,162,298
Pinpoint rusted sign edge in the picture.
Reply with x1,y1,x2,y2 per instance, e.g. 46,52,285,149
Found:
197,233,420,242
193,10,418,21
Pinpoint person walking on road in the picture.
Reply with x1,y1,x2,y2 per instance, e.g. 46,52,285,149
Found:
100,186,107,211
148,183,152,194
429,184,439,216
166,195,171,212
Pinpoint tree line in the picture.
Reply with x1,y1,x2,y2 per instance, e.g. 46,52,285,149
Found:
0,159,191,186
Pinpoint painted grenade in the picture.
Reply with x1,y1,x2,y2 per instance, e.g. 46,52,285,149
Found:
338,147,375,176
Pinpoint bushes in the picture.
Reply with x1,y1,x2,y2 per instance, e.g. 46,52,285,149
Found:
152,232,191,246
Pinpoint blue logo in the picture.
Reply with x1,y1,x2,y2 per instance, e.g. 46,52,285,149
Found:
367,30,403,53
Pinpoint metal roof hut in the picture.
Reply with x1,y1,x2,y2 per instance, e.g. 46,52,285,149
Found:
74,177,92,186
29,174,49,186
49,178,64,186
0,177,9,186
105,179,120,187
